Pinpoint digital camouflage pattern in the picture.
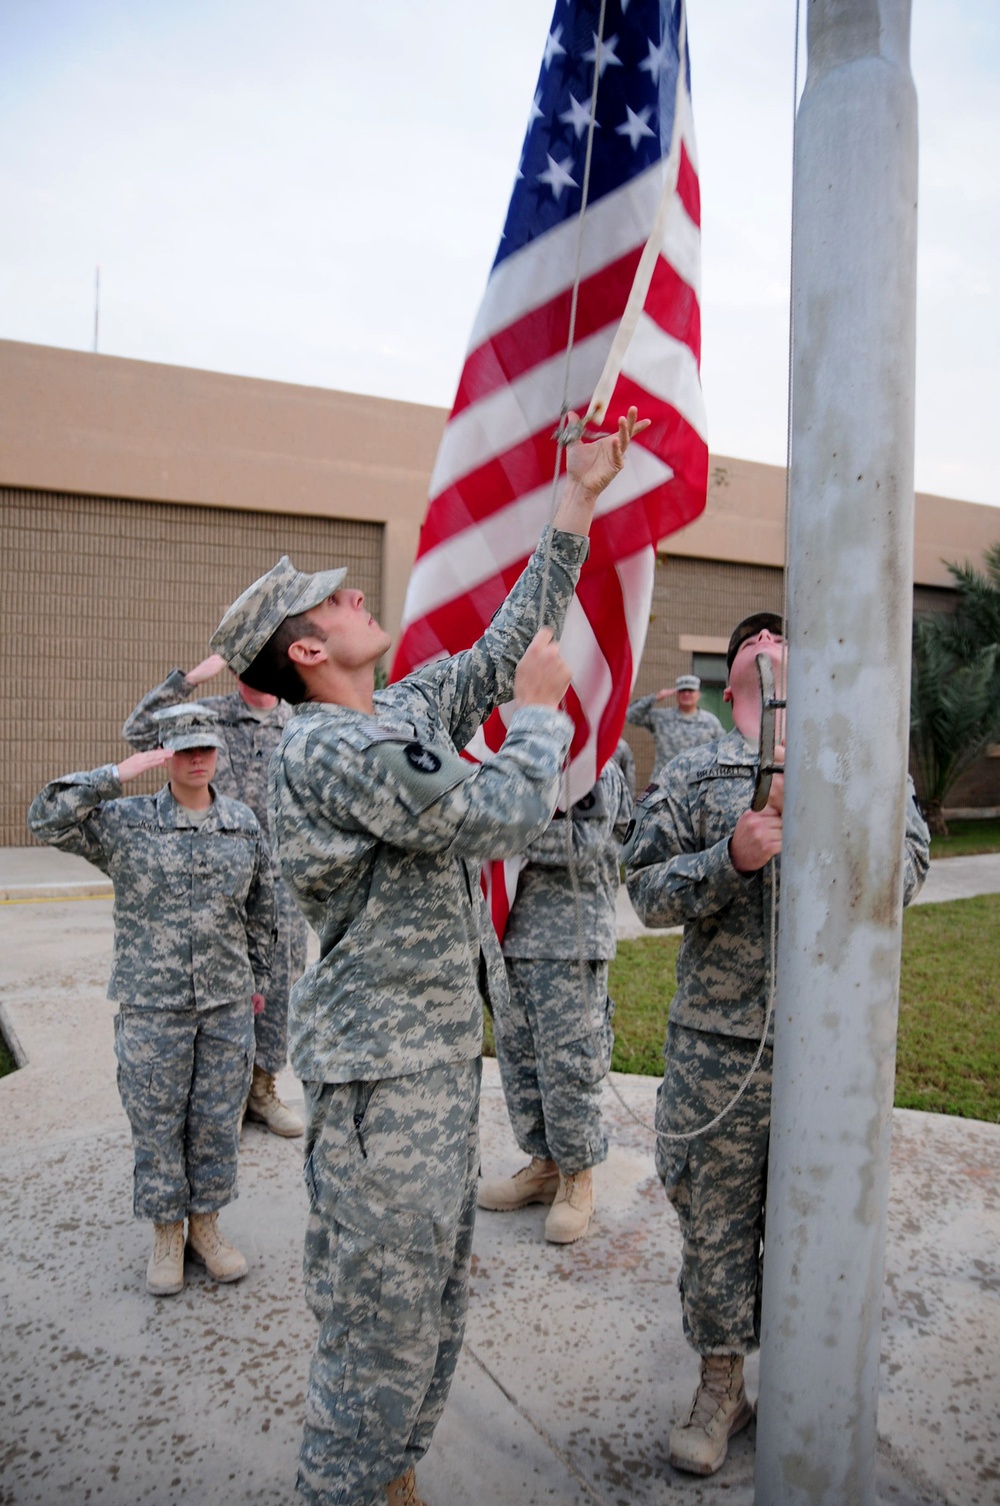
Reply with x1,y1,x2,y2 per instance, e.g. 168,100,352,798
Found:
264,524,586,1504
270,524,587,1087
209,555,347,677
115,999,254,1221
655,1022,772,1355
27,765,276,1008
625,696,724,782
498,957,615,1174
28,763,274,1227
123,673,308,1071
297,1060,480,1506
623,728,931,1042
623,727,931,1354
494,758,631,1174
502,756,632,962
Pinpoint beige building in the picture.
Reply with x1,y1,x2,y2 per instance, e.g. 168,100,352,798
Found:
2,337,997,844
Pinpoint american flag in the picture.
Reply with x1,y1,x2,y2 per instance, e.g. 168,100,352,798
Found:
391,0,707,929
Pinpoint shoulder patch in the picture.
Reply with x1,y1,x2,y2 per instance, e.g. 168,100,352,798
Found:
373,737,471,814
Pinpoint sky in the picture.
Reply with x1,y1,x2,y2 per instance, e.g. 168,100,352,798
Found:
1,0,998,507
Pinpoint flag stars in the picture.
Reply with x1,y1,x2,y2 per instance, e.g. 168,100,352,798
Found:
640,34,673,82
527,90,544,130
560,93,598,140
616,104,656,149
537,152,578,200
544,24,566,67
583,31,623,77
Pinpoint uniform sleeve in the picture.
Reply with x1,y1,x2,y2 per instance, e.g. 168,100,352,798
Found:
902,776,931,908
625,694,655,731
706,713,726,738
26,765,122,873
407,526,589,753
244,831,277,991
623,778,750,928
290,704,574,863
121,669,193,750
521,759,631,868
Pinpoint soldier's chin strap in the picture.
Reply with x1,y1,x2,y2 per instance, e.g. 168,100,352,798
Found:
751,653,787,812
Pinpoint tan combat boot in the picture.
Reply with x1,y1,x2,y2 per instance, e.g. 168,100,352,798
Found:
477,1156,559,1211
146,1220,185,1296
245,1064,304,1137
384,1466,428,1505
668,1353,754,1475
544,1166,595,1243
187,1212,248,1283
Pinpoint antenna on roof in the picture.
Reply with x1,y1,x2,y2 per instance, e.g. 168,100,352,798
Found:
93,265,100,353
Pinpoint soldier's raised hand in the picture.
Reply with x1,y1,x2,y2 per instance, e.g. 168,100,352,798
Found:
514,627,572,710
184,653,228,686
118,748,174,784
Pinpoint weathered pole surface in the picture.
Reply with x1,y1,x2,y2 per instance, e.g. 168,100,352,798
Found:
754,2,918,1503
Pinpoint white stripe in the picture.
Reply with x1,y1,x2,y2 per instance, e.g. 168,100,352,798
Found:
431,315,700,500
428,329,611,498
469,165,698,348
403,446,672,622
621,314,707,444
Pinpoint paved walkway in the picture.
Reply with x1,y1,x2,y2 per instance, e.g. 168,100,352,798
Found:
1,849,998,1505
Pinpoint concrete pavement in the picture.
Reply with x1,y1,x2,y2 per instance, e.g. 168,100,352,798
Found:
1,848,998,1505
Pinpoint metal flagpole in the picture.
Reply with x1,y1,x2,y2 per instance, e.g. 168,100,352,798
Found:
754,1,918,1502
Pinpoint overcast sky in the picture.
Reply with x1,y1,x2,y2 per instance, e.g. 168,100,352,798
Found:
2,0,997,507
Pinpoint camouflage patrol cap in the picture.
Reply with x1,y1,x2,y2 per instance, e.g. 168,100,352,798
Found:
152,703,226,752
726,612,784,674
210,556,348,675
675,674,701,691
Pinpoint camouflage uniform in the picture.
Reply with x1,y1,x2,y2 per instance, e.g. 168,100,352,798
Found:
625,696,724,783
27,765,275,1221
123,672,307,1074
496,757,632,1175
623,729,930,1355
266,526,586,1506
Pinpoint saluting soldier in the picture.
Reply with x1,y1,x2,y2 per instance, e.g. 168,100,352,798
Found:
623,613,930,1477
478,749,632,1244
626,672,724,784
122,652,307,1137
209,410,647,1506
28,704,276,1297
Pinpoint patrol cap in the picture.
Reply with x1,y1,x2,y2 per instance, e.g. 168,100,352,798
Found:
210,556,348,676
152,703,226,753
675,674,701,691
726,612,784,674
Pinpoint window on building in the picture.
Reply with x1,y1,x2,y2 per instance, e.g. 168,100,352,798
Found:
692,652,733,731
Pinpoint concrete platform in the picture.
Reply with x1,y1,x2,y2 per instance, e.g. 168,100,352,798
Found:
1,852,998,1505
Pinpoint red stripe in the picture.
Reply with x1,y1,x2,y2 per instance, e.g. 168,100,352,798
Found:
453,248,644,415
677,143,700,227
452,241,701,419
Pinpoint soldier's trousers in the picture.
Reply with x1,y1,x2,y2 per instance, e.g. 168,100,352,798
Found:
114,1000,254,1223
297,1058,481,1506
254,878,309,1074
654,1022,772,1356
494,956,613,1175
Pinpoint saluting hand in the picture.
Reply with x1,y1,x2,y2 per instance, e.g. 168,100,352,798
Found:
118,748,173,784
184,653,228,687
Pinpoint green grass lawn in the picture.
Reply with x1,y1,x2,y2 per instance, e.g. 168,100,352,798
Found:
930,816,1000,858
484,892,1000,1123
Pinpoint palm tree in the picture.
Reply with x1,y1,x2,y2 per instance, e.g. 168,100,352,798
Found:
909,614,1000,836
940,541,1000,670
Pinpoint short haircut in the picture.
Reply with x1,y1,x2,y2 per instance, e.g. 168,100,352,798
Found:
241,610,327,705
